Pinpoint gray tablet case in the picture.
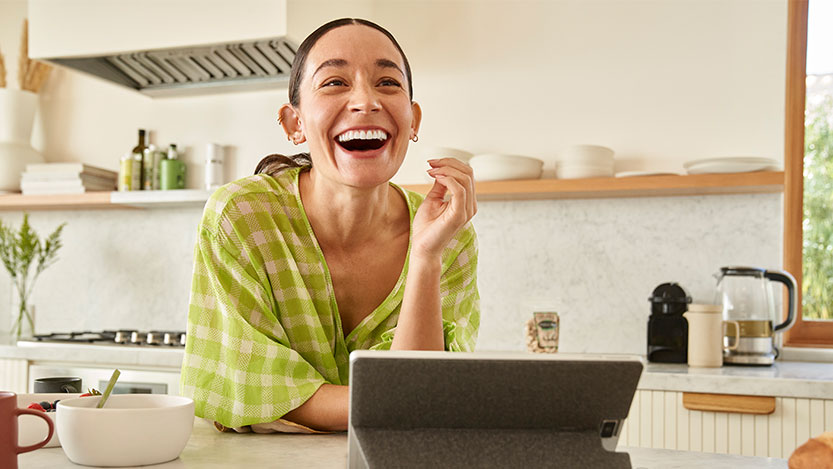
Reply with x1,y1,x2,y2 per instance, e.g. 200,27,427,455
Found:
347,351,643,469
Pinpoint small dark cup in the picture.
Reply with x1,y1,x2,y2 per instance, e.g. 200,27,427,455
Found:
33,377,82,393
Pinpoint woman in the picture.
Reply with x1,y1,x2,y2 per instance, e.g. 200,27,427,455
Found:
180,18,479,432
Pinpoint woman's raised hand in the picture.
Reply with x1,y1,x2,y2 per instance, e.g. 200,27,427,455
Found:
411,158,477,261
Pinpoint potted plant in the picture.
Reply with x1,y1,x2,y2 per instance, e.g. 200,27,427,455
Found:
0,213,65,341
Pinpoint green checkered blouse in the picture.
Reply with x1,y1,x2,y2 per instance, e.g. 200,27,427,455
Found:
180,166,480,428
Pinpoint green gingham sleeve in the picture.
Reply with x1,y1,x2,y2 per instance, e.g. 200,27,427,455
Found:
180,195,327,428
370,222,480,352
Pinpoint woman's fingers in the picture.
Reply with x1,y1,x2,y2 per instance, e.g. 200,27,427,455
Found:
428,166,474,220
434,176,468,227
427,159,476,219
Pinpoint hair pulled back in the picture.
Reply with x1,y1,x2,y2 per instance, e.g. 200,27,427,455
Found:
255,18,414,177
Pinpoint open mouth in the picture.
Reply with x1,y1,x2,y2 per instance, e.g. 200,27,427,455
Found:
335,129,389,152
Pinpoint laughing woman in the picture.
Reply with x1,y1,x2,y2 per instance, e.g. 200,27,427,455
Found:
180,18,479,432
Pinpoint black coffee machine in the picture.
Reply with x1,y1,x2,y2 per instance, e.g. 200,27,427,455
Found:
647,283,692,363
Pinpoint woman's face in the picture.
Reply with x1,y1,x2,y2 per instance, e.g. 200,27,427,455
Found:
284,25,421,188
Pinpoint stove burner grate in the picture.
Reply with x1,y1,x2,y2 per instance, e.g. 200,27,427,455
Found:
32,330,186,347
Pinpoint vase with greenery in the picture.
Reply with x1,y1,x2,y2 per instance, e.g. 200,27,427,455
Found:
0,213,65,341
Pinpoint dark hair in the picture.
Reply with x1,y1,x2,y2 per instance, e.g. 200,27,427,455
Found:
255,18,413,177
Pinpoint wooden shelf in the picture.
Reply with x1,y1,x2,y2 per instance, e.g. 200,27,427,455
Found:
0,192,116,210
0,172,784,211
402,171,784,200
0,190,213,211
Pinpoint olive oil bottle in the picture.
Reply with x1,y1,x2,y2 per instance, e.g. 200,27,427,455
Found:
131,129,148,190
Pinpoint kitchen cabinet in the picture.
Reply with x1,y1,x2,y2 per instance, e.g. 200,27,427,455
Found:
0,357,28,393
0,171,784,211
617,389,833,458
29,0,289,60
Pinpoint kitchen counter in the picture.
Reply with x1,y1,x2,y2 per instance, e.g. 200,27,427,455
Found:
1,343,831,398
640,361,833,399
20,417,788,468
0,342,184,369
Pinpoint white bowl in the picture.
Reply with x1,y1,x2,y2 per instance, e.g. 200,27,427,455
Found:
422,146,474,164
57,394,194,467
17,393,80,448
561,144,615,166
469,154,544,181
558,163,614,179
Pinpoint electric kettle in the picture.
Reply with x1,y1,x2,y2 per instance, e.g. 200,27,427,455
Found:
714,266,797,365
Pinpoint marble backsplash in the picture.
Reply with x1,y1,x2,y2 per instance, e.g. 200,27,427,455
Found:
0,193,781,354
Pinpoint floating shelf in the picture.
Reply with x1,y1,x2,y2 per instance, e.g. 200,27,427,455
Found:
403,171,784,200
0,172,783,211
0,190,213,211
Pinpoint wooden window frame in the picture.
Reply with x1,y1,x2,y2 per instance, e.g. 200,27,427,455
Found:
784,0,833,347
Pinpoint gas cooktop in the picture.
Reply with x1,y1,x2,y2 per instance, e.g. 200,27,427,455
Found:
26,330,186,348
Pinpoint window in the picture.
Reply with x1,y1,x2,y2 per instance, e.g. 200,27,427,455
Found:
784,0,833,347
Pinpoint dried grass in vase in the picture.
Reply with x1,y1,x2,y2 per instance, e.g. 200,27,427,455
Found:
17,19,51,93
0,47,7,88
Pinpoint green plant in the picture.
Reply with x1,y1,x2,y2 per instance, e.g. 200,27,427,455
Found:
802,94,833,320
0,213,65,339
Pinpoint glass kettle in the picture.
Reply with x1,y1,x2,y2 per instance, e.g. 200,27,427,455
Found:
714,266,797,365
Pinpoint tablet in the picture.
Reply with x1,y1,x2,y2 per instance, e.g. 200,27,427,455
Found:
348,351,643,469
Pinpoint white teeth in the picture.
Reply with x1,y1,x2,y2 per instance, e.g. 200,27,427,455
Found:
337,129,388,142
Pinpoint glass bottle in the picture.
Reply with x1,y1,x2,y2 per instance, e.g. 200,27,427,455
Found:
131,129,147,190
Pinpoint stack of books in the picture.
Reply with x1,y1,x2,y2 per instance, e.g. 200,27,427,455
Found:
21,163,118,195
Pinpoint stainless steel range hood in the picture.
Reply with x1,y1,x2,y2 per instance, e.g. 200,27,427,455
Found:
27,0,343,98
47,38,297,98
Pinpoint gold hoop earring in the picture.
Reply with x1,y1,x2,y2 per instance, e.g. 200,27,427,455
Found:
411,135,419,143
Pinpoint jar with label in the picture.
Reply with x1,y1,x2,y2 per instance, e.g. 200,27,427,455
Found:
142,144,158,190
160,144,186,190
204,143,224,191
118,152,133,191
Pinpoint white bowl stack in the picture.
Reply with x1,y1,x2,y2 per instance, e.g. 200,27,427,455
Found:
469,154,544,181
422,146,475,165
558,145,615,179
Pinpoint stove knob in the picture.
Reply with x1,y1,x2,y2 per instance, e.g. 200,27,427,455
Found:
147,331,164,346
114,330,132,344
130,331,145,345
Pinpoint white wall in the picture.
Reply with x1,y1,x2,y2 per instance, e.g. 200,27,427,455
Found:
0,0,790,352
3,0,787,184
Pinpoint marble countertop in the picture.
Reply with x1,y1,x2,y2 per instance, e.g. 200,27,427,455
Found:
639,361,833,399
1,343,831,399
19,418,787,468
0,341,183,369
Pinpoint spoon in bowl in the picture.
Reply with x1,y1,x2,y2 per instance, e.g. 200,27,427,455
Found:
96,369,121,409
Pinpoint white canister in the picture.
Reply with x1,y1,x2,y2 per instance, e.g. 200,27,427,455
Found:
683,304,740,367
204,143,224,191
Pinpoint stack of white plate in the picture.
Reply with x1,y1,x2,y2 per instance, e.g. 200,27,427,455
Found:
421,147,474,165
683,157,780,174
469,154,544,181
558,145,615,179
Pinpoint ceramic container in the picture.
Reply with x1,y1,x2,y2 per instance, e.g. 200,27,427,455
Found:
684,304,740,368
57,394,194,467
16,393,81,448
0,89,45,192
